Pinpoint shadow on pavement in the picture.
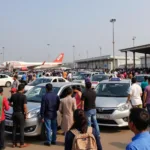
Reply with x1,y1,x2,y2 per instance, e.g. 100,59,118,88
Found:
100,126,129,133
5,133,65,147
110,142,127,149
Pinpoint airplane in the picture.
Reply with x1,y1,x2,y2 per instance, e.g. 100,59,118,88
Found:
0,53,64,71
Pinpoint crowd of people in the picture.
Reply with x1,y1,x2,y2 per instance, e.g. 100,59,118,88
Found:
11,70,73,85
0,70,150,150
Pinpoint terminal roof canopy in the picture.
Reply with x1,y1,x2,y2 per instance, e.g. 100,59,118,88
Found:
120,44,150,54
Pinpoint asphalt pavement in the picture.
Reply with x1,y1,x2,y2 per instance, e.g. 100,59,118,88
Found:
3,87,133,150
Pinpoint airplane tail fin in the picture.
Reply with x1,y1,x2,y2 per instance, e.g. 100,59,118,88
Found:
42,61,46,65
53,53,64,63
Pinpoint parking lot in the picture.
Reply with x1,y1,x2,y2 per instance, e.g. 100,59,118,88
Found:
3,88,133,150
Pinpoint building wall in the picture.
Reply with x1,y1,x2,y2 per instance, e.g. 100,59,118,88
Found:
76,57,140,70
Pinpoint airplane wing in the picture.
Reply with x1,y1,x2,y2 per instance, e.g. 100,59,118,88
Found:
27,61,46,70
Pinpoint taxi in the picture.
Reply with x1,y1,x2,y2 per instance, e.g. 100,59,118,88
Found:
95,77,131,127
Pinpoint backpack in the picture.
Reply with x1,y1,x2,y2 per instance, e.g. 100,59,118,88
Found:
71,127,97,150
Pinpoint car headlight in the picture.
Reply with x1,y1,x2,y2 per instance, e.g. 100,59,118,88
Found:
27,108,40,119
117,103,129,111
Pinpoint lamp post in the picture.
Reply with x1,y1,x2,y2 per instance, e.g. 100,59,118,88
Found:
110,19,116,70
72,45,75,69
99,47,102,69
47,44,50,61
2,47,4,62
132,36,136,47
86,50,88,69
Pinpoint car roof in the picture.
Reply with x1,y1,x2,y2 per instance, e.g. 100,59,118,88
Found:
0,74,9,76
93,74,113,76
37,76,63,79
135,74,150,76
100,79,131,84
37,82,84,87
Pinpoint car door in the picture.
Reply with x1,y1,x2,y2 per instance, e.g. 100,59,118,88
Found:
0,75,7,86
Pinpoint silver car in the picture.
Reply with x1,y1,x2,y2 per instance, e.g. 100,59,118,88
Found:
5,82,85,139
95,78,131,127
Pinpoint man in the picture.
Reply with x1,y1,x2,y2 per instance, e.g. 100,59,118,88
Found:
12,75,20,89
0,87,9,150
21,73,27,85
81,81,100,136
62,71,67,79
40,83,60,146
126,108,150,150
10,88,17,95
143,77,150,114
67,72,72,82
10,84,28,148
141,76,148,92
126,78,142,108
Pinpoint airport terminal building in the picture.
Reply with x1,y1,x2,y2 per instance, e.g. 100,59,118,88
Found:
75,55,140,70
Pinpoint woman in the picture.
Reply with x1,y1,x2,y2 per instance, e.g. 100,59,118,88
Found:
59,87,76,134
65,109,102,150
72,86,82,109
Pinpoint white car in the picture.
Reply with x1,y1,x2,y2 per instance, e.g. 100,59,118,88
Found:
25,76,69,92
0,74,13,87
73,72,99,85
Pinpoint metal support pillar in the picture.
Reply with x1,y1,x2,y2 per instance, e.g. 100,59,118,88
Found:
133,52,135,69
145,53,147,68
125,51,127,71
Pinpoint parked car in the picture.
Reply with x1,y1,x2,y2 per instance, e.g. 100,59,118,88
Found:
91,74,114,88
0,74,13,87
5,82,85,139
72,71,89,80
25,76,69,92
73,72,99,84
1,71,13,77
95,78,131,127
135,74,150,85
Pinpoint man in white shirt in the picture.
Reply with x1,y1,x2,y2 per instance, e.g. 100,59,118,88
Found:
126,78,143,108
67,72,72,82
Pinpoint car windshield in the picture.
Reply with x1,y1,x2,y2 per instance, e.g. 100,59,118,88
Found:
91,75,109,82
95,83,130,97
74,72,84,76
18,72,26,75
77,73,90,80
28,78,52,86
25,86,60,102
135,76,145,82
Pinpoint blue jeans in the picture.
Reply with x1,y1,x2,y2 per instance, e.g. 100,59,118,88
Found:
85,109,100,136
44,118,57,144
147,104,150,114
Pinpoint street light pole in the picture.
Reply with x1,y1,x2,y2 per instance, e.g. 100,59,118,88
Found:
110,19,116,70
86,50,88,59
47,44,50,62
99,47,102,69
132,36,136,47
86,50,88,69
2,47,4,62
72,45,75,69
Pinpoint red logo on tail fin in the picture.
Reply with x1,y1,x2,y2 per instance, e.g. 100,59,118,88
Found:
53,53,64,63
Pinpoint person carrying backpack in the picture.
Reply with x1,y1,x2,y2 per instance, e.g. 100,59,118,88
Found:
65,109,102,150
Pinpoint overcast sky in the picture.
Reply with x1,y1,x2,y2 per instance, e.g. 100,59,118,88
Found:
0,0,149,62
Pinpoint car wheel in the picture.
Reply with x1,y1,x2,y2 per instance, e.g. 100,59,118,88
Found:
5,81,11,87
40,124,47,141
